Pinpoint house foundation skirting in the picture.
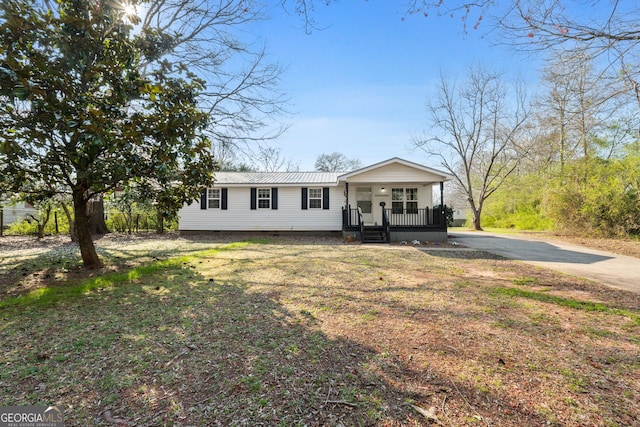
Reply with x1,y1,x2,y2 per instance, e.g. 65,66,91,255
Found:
342,229,448,243
180,230,343,237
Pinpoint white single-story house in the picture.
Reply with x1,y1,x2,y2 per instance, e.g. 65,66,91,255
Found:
452,208,469,227
1,201,37,227
179,157,454,242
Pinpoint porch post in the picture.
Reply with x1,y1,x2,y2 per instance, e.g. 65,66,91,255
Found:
440,182,445,227
344,182,350,228
345,182,349,207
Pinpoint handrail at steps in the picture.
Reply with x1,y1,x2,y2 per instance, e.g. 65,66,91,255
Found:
381,205,390,242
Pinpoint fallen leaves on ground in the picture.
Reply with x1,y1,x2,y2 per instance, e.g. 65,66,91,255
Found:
0,234,638,426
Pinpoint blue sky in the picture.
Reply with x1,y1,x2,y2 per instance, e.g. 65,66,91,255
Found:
247,1,535,170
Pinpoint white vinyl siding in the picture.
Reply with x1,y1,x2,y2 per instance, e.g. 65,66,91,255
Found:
0,201,37,224
344,163,446,183
179,158,450,232
179,186,343,231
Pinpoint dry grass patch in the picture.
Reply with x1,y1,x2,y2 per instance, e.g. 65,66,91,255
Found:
0,235,638,426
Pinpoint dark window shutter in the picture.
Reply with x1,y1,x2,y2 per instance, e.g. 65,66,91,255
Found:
221,188,228,210
271,188,278,210
323,187,330,210
301,187,308,210
200,189,207,210
250,188,257,210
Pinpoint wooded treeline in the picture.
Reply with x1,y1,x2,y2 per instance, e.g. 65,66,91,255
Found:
405,0,640,237
457,50,640,237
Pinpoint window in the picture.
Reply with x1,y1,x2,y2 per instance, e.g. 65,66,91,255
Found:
392,188,418,214
392,188,404,214
406,188,418,214
202,188,227,210
207,189,221,209
308,188,322,209
257,188,271,209
302,187,328,210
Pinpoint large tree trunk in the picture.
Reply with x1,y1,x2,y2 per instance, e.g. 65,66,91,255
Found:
73,188,103,269
88,196,109,234
472,214,483,231
471,206,484,231
155,210,164,234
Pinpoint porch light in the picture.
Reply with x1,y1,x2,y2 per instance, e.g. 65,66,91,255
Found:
381,187,385,192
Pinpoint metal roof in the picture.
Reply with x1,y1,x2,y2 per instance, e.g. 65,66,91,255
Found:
212,171,339,186
211,158,453,186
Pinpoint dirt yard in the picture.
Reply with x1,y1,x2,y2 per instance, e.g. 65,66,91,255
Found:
1,233,638,426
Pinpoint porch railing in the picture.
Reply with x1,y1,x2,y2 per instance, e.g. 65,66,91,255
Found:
384,207,445,228
342,206,446,229
342,205,361,229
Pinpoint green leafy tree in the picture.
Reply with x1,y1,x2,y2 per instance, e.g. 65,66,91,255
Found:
545,154,640,237
481,171,555,231
24,198,55,239
106,187,152,234
0,0,213,268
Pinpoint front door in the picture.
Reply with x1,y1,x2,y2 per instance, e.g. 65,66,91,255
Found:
356,187,373,224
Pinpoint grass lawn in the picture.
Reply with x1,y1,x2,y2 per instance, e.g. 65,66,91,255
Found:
1,234,639,426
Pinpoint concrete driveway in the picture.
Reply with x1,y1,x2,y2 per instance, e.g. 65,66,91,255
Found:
449,231,640,294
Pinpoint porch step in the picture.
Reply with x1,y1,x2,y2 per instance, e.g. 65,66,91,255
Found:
361,226,388,243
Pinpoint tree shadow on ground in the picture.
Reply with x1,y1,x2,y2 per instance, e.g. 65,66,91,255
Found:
2,237,638,425
0,260,561,426
0,233,226,296
420,248,507,260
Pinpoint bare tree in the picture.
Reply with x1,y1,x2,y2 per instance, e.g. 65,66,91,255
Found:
414,65,531,230
499,1,640,56
413,1,640,113
286,0,491,33
400,0,640,52
254,146,300,172
536,50,635,176
139,0,289,154
288,1,640,113
314,152,362,172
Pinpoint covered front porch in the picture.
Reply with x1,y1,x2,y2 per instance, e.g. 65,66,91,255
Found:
340,182,448,243
336,158,453,243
